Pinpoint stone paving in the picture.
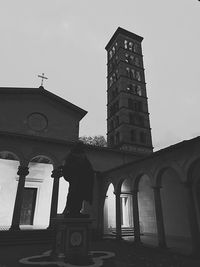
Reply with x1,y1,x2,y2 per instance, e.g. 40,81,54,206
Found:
0,239,200,267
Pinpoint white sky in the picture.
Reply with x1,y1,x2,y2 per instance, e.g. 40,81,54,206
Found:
0,0,199,151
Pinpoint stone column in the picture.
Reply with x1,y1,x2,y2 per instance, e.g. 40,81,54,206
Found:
10,166,29,231
115,191,122,240
48,167,62,228
132,189,141,244
183,182,200,254
153,186,167,248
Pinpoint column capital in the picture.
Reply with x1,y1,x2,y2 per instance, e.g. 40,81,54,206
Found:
114,191,121,196
17,166,29,177
51,167,63,179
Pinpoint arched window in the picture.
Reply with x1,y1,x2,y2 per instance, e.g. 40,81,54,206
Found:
126,67,130,77
136,71,141,81
109,77,113,87
131,69,135,79
130,55,134,64
128,42,133,51
137,85,142,96
124,40,128,49
125,53,129,63
109,50,113,59
135,57,140,66
113,73,116,82
134,43,138,53
116,69,119,79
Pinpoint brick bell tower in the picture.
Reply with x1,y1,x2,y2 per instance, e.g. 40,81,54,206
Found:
105,27,153,154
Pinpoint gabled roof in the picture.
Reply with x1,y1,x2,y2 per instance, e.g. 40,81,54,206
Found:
0,86,87,119
105,27,143,51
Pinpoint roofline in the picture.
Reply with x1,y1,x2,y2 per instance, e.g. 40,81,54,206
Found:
0,130,145,156
102,136,200,175
105,27,143,51
0,86,87,119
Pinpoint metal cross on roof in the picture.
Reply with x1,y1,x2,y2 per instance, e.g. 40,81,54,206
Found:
38,73,48,86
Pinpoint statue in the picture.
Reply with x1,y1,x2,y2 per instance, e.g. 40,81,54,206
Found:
61,142,94,218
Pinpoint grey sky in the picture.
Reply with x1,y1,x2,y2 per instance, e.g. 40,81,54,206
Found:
0,1,199,150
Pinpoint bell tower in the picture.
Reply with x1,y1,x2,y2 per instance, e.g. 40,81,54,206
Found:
105,27,153,154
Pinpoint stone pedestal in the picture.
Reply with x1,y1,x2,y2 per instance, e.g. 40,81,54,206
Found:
51,217,93,265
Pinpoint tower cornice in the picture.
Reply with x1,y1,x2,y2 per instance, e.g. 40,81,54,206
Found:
105,27,143,51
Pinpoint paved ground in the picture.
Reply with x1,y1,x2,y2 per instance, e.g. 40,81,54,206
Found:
0,239,200,267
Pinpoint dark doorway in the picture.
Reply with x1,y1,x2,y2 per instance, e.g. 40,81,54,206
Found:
20,188,37,225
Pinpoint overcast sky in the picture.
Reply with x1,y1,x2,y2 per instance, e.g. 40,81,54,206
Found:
0,1,199,151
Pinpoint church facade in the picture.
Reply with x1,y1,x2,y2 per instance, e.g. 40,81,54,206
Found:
0,27,199,255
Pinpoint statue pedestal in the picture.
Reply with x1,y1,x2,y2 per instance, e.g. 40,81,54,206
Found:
51,217,93,265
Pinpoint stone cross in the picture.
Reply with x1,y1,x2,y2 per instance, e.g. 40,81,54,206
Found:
38,73,48,86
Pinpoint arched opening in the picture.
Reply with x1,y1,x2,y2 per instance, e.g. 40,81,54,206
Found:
103,183,116,235
137,174,157,246
159,167,191,251
121,178,133,230
0,151,20,230
20,155,54,229
57,177,69,214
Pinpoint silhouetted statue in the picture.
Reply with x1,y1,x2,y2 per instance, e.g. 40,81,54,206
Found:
62,142,94,218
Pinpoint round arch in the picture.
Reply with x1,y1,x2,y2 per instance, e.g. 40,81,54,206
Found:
153,161,185,187
27,151,59,168
185,156,200,185
154,165,191,250
103,182,116,235
0,147,24,165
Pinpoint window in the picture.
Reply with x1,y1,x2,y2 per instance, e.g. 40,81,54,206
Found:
130,130,136,142
130,55,134,64
109,50,113,59
134,43,138,53
136,71,141,81
125,53,129,63
124,40,128,49
128,42,133,51
135,57,140,67
109,77,113,87
116,69,119,79
113,73,116,82
126,67,130,77
131,69,135,79
136,85,142,96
